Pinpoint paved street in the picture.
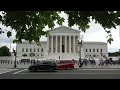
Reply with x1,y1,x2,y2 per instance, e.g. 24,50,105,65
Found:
0,68,120,79
0,62,120,69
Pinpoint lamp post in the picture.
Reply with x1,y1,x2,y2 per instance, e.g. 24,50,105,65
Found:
78,39,82,67
13,49,17,68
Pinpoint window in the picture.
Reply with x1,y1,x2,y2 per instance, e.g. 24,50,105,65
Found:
22,54,27,57
41,48,43,52
26,48,28,52
30,53,35,57
41,54,43,56
93,49,95,52
89,49,91,52
93,55,96,57
86,49,87,52
34,48,35,52
22,48,24,52
101,49,102,52
37,48,39,52
30,48,32,52
97,49,99,52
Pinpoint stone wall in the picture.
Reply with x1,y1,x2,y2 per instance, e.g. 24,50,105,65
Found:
0,56,15,61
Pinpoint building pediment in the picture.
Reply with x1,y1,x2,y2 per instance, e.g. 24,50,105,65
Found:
47,26,80,34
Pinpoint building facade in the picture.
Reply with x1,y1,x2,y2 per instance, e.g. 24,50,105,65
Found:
16,26,108,61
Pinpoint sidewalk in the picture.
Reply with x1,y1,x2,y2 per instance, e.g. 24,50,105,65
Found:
0,63,120,69
74,63,120,69
0,63,30,69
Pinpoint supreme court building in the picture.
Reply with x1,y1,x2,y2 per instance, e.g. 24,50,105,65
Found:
16,26,108,61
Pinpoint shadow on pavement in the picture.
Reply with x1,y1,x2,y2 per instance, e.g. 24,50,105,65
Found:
28,70,57,73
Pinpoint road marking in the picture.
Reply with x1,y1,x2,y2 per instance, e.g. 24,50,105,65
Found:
13,69,28,74
15,72,120,75
0,69,17,74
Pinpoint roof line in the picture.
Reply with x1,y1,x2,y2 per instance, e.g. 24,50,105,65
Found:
46,26,80,32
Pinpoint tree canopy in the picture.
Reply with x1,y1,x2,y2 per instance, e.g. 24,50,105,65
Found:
108,52,120,56
0,46,11,56
0,11,120,45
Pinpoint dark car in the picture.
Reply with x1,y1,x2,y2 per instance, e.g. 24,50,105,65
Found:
28,61,57,72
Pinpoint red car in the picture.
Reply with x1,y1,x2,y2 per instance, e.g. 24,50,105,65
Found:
56,60,74,70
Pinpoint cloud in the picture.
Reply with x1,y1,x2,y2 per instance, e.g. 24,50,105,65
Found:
0,24,16,52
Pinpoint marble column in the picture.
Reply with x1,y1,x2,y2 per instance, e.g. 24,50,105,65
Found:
77,36,79,53
73,35,76,53
51,35,53,53
65,36,67,53
56,35,58,53
47,35,49,52
60,36,62,53
69,36,71,53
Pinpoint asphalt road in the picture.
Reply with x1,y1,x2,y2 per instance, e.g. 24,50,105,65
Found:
0,69,120,79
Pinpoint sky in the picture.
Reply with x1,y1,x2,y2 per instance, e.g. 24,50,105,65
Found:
0,12,120,52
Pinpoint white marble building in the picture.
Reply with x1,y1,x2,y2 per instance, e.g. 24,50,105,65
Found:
16,26,108,61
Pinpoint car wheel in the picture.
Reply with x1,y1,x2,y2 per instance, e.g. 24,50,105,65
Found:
31,68,36,72
66,66,71,70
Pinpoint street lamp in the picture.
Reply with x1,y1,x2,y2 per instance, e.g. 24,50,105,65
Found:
13,49,17,68
78,39,82,67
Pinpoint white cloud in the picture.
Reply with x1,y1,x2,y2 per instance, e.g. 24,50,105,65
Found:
0,24,16,52
82,21,108,42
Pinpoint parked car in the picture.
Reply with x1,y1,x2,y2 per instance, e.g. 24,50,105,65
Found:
56,60,74,70
28,61,57,72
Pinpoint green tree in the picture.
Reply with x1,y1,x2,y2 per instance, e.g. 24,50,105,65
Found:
0,11,120,45
108,52,120,56
0,46,11,56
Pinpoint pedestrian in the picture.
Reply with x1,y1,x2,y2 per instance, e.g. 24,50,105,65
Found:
85,59,87,66
91,59,94,67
